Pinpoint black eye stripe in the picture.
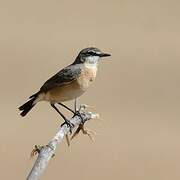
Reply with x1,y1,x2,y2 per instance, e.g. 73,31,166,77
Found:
87,51,99,56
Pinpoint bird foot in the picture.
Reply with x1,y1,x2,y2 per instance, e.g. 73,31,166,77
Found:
61,119,74,133
73,110,85,123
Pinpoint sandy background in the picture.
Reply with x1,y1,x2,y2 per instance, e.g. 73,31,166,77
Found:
0,0,180,179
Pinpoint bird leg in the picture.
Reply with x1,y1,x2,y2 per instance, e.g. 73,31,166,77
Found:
57,100,84,145
74,98,78,112
51,103,74,133
58,102,75,114
73,99,85,122
58,101,84,123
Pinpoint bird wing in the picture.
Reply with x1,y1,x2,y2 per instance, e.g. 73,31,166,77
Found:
40,64,81,93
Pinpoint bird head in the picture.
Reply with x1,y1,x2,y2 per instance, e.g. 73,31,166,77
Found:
74,47,111,65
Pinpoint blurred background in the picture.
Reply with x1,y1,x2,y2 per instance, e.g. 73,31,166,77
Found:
1,0,180,179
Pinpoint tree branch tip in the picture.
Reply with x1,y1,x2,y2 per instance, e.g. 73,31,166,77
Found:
30,145,44,158
89,113,99,119
80,104,96,111
65,134,70,146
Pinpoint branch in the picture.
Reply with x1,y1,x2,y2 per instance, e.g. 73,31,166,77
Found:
26,107,98,180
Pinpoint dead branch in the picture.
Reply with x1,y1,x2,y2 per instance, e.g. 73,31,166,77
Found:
26,106,98,180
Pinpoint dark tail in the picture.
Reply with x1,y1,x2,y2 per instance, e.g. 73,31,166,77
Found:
19,93,39,117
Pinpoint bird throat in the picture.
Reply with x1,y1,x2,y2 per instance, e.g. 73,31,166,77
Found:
84,62,98,82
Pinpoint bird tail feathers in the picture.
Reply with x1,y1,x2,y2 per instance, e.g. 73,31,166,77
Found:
19,92,40,117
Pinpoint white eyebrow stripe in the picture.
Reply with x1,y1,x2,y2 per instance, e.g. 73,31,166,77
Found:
88,50,101,55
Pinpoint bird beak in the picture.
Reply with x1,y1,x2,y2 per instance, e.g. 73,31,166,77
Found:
99,52,111,57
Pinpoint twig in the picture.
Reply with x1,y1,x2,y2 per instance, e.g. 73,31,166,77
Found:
26,108,98,180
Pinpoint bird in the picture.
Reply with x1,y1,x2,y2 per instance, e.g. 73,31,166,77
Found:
19,47,111,128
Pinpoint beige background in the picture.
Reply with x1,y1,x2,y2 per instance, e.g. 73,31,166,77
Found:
0,0,180,179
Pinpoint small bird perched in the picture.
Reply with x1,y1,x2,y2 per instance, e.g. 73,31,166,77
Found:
19,47,111,128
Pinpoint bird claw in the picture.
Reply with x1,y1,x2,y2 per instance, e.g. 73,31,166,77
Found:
61,119,74,134
67,103,98,143
73,110,85,123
